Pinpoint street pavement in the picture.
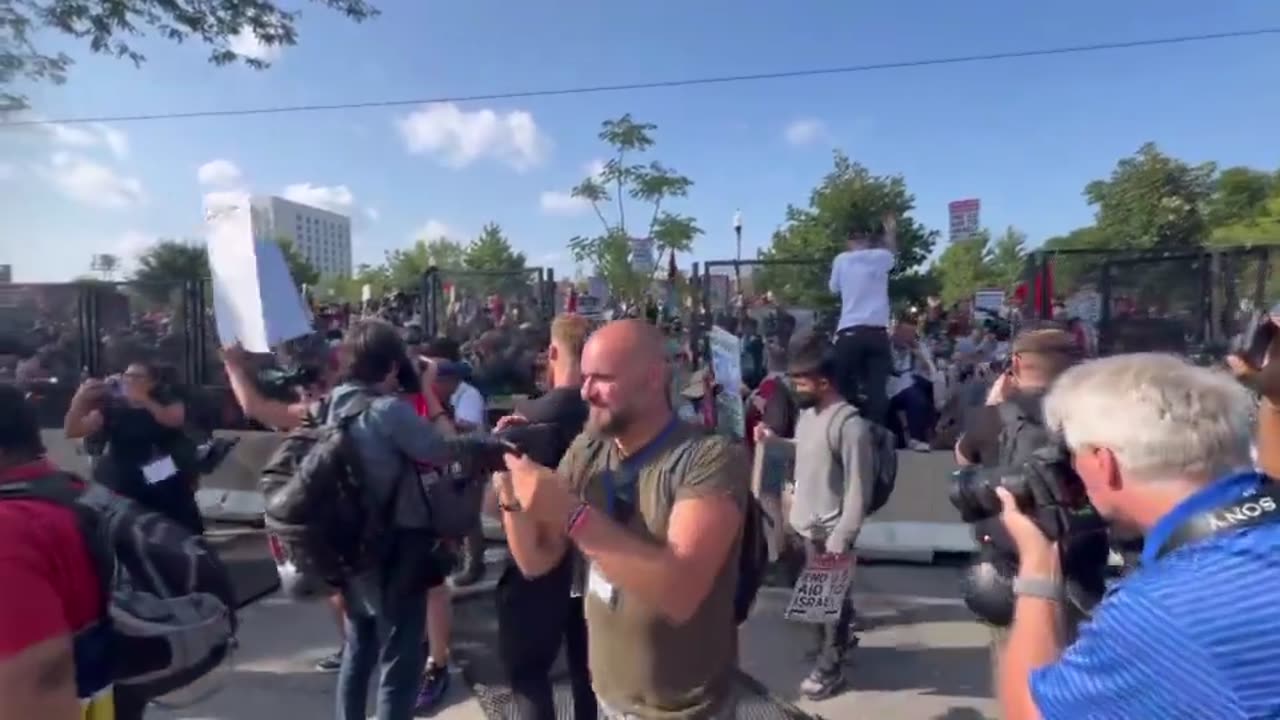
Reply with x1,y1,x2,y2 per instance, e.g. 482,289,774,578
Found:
149,551,997,720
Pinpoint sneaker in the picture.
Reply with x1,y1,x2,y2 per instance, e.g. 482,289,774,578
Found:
314,650,343,672
799,668,845,700
908,439,932,452
413,660,451,715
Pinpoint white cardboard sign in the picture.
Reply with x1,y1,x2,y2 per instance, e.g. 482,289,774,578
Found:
784,554,854,624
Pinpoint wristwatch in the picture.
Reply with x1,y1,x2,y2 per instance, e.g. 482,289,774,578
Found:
1012,576,1062,602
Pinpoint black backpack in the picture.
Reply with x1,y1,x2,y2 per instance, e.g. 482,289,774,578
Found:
0,472,237,699
259,394,390,586
996,398,1050,471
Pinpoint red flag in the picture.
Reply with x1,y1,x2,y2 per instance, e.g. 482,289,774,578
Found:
566,287,578,313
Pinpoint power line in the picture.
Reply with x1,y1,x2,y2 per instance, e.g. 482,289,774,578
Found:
6,27,1278,128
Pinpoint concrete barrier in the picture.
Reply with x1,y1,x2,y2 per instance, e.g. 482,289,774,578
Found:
43,429,977,560
42,429,279,524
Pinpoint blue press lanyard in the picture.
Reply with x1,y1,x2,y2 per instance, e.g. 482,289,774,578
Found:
603,416,681,516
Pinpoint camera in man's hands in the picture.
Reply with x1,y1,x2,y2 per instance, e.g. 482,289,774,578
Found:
465,423,559,474
950,444,1110,627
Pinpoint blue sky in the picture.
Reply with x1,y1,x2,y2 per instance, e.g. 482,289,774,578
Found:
3,0,1279,282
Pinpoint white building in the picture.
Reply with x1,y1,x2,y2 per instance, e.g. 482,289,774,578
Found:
250,195,352,278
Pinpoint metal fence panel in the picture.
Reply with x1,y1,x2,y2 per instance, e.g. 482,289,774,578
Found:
92,281,195,383
0,283,87,426
425,267,552,341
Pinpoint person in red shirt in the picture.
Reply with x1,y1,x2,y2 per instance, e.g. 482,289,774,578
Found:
0,384,110,720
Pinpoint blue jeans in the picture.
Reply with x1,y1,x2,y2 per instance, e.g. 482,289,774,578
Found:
335,588,427,720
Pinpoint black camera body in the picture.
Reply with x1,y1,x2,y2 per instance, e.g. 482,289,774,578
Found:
950,444,1110,627
465,422,561,476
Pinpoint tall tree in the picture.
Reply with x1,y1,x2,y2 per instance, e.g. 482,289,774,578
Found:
2,0,379,112
130,239,208,303
1084,142,1216,249
91,253,120,280
383,237,465,291
1208,167,1275,227
755,151,937,308
986,226,1029,290
464,223,526,272
567,114,703,303
934,232,993,306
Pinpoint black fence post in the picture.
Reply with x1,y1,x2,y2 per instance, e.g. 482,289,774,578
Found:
79,284,98,377
422,267,438,338
545,269,556,316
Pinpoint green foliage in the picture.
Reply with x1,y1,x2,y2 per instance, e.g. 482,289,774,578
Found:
2,0,379,112
1083,142,1216,249
987,226,1028,290
568,114,702,304
129,237,315,304
383,237,465,291
464,222,526,272
935,232,993,306
755,151,937,307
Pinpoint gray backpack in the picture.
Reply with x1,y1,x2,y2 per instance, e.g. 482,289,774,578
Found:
1,472,236,699
827,406,898,516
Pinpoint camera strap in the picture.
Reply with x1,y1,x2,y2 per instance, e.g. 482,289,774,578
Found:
1155,483,1280,560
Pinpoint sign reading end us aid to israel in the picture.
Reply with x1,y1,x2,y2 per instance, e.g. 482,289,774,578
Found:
948,198,981,242
784,553,854,624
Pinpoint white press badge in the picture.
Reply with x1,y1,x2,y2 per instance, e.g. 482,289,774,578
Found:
141,455,178,485
587,563,617,607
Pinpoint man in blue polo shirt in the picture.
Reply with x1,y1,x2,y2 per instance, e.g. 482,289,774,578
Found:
994,352,1280,720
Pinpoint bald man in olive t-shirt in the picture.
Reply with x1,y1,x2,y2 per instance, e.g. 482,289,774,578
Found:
556,425,747,718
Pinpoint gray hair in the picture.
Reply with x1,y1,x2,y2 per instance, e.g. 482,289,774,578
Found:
1044,353,1253,482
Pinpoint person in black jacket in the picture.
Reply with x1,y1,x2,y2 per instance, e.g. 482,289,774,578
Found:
488,314,595,720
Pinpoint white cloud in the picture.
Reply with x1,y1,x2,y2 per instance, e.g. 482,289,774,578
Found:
228,29,283,62
282,183,356,213
396,102,549,171
44,122,129,159
40,152,145,210
784,118,827,146
412,219,455,241
364,207,381,222
197,159,243,187
539,190,589,217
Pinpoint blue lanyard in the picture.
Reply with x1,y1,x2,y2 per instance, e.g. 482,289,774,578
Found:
603,417,680,517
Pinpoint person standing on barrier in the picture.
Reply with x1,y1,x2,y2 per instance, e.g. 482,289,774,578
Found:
490,313,595,720
500,319,748,720
829,212,897,425
996,354,1280,720
757,333,875,701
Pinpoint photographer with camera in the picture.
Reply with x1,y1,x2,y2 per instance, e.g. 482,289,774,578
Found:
995,353,1280,720
954,329,1080,470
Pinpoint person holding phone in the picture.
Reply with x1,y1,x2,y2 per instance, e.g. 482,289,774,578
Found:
62,360,199,533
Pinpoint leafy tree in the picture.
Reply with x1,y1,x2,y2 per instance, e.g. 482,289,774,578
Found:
461,223,529,297
464,223,526,272
132,240,208,286
1208,167,1275,226
276,238,319,289
755,151,937,308
2,0,379,112
1084,142,1216,249
934,232,992,306
91,253,120,280
567,114,703,303
384,237,465,291
987,226,1029,291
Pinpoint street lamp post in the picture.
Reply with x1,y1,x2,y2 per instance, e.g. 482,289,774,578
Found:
733,210,743,289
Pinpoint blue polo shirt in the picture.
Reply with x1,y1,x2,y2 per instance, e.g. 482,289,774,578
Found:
1030,471,1280,720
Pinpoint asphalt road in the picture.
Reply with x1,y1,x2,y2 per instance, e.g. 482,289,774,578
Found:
154,533,998,720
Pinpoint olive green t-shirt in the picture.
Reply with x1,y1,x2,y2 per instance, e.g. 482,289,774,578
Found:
557,421,749,719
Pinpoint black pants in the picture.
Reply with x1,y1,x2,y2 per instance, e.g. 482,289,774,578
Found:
833,326,891,425
113,686,148,720
496,558,595,720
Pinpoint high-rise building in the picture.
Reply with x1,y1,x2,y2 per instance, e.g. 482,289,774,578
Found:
250,195,352,278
